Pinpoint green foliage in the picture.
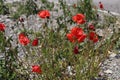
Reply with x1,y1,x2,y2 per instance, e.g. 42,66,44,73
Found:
0,0,9,15
77,0,97,21
11,3,25,19
12,0,38,19
0,31,29,80
25,0,39,16
0,32,16,79
105,15,117,23
115,37,120,51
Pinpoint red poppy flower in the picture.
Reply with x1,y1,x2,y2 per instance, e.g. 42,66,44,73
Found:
19,33,25,38
67,27,86,43
72,13,85,24
32,65,42,74
71,27,84,39
80,20,86,24
89,24,95,30
89,32,95,40
78,34,86,43
93,37,99,43
32,38,38,46
18,33,30,46
89,32,98,43
73,46,79,54
66,33,75,43
99,2,104,10
0,23,6,32
38,10,50,19
71,27,83,36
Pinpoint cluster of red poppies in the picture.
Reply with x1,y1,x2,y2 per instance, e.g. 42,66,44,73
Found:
66,12,99,54
0,7,101,73
67,13,98,43
18,33,38,46
66,27,98,43
67,27,98,54
89,31,99,43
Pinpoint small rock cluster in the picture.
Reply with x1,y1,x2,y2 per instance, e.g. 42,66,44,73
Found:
100,52,120,80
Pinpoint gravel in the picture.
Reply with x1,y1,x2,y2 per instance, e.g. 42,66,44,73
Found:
100,53,120,80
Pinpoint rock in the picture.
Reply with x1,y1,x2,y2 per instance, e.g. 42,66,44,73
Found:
95,29,104,37
115,53,120,59
108,51,116,58
104,69,113,74
109,53,116,58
